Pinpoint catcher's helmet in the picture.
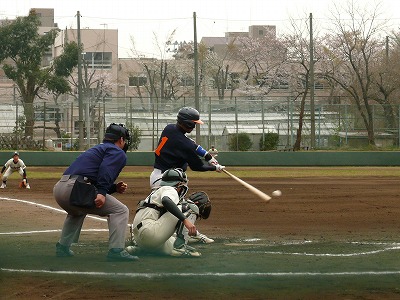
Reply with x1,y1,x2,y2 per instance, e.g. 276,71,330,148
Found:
177,107,203,129
104,123,131,152
160,168,189,198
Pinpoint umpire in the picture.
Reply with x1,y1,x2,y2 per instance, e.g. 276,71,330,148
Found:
53,123,138,261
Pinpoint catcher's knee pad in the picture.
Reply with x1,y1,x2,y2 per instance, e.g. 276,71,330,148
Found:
181,200,199,217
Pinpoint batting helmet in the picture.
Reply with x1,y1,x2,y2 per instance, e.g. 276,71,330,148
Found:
104,123,131,152
160,168,189,198
177,107,204,129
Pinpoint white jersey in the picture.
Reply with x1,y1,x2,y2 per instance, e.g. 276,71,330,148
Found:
134,186,179,224
131,186,183,254
4,158,26,171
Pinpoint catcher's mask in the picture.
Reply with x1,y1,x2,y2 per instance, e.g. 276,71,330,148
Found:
160,168,189,199
177,107,204,129
104,123,131,152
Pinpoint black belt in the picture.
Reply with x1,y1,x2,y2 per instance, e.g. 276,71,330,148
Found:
68,175,93,184
142,202,164,212
136,222,143,230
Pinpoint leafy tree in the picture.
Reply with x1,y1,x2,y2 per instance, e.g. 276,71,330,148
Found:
126,122,142,151
228,132,253,151
0,9,79,138
260,132,279,151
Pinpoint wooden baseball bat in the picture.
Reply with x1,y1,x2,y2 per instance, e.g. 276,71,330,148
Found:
222,169,271,202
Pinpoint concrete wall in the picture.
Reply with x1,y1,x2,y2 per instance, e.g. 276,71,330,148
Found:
2,151,400,167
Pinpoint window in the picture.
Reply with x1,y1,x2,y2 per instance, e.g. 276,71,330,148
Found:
35,107,62,121
269,75,289,90
314,81,324,90
83,52,112,69
129,76,147,86
180,76,194,86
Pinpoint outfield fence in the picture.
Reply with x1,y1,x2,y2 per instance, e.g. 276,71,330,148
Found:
0,95,399,151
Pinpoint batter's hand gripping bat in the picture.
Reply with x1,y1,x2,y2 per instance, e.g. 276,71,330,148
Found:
222,169,271,202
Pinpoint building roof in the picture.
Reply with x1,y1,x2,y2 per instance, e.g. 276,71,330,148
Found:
200,37,229,48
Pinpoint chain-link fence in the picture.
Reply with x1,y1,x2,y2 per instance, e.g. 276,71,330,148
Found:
0,96,398,151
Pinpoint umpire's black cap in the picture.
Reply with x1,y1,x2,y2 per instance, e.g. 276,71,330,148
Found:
104,123,132,152
104,123,130,141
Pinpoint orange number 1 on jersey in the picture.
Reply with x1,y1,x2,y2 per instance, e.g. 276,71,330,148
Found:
154,137,168,156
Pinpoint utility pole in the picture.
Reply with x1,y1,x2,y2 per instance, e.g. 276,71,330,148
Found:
309,13,315,149
77,11,84,150
193,12,200,142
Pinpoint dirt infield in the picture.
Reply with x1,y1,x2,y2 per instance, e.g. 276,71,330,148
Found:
1,166,400,299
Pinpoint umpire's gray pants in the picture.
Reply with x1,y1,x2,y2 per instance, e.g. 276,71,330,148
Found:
53,175,129,250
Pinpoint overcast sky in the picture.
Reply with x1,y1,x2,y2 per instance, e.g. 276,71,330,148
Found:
1,0,400,58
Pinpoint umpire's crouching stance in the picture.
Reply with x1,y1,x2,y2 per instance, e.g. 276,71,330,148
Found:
53,123,138,261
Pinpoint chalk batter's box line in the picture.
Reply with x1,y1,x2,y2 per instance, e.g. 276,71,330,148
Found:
0,196,107,222
2,268,400,278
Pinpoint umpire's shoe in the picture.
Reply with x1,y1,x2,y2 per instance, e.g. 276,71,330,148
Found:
107,248,139,261
56,242,74,257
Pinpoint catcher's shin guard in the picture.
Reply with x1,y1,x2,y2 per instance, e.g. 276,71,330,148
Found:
175,220,187,243
127,223,138,246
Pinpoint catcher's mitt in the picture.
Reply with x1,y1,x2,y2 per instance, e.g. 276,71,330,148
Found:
188,191,211,219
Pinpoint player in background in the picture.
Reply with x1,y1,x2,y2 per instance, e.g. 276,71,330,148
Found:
0,151,30,189
208,145,218,157
150,106,224,244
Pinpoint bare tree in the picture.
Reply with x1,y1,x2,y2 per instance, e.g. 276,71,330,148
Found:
129,30,191,108
235,30,287,97
281,15,323,151
323,0,388,146
370,34,400,142
68,61,112,139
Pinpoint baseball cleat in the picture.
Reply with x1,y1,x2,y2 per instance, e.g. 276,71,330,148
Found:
107,249,139,261
188,233,214,244
56,242,74,257
26,184,30,189
0,183,6,189
125,245,141,255
171,244,201,257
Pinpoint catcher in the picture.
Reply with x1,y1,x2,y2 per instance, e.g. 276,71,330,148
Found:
0,151,30,189
128,168,212,257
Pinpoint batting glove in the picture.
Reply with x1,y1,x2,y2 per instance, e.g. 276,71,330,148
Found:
208,157,219,166
215,164,225,172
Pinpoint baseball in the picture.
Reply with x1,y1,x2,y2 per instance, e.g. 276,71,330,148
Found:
272,190,282,197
